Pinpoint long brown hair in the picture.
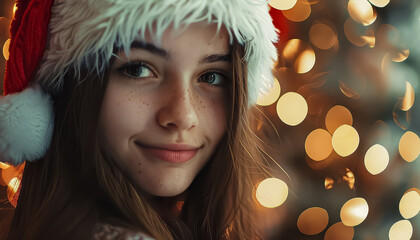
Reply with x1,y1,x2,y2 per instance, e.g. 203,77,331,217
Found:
7,42,269,240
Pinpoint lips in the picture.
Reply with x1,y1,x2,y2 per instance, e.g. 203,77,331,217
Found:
135,142,200,163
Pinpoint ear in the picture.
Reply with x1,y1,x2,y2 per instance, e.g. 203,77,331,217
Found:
0,86,54,166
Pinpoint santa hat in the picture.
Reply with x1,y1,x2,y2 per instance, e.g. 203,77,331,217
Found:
0,0,278,166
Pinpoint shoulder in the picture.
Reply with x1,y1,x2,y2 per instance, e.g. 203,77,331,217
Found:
92,222,155,240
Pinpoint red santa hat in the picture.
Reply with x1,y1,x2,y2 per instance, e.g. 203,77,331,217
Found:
0,0,278,166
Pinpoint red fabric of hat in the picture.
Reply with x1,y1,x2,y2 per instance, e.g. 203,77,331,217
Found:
4,0,54,95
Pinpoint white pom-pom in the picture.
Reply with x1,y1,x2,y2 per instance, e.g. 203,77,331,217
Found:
0,86,54,166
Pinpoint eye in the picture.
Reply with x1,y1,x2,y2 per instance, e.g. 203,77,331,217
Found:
198,72,227,87
119,62,155,79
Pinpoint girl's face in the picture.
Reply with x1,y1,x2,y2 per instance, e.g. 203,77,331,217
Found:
98,22,231,197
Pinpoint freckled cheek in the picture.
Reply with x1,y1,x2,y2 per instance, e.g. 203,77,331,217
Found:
197,98,228,135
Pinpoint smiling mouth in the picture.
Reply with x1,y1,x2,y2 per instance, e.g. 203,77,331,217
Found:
135,142,201,163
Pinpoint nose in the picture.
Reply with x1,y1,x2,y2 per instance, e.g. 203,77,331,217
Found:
157,84,198,131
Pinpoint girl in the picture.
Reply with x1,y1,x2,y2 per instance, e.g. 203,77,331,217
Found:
0,0,278,239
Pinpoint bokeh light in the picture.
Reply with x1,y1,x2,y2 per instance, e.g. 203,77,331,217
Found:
257,78,281,106
297,207,329,235
364,144,389,175
368,0,390,8
348,0,376,26
325,177,334,190
325,105,353,135
391,49,410,63
309,23,337,50
3,38,10,60
268,0,297,10
256,178,288,208
332,125,360,157
339,81,362,99
295,47,315,74
398,81,415,111
7,177,20,207
340,197,369,226
398,131,420,162
389,220,413,240
344,18,376,48
324,222,354,240
282,0,311,22
0,161,10,169
399,189,420,219
305,129,333,161
282,39,305,61
276,92,308,126
343,168,356,190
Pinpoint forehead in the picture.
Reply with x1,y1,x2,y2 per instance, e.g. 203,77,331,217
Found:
141,22,231,54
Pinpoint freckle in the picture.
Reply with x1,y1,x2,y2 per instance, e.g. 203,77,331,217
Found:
128,98,131,101
138,170,142,174
137,162,141,166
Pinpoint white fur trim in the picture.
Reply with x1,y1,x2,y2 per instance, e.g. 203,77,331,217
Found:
35,0,278,104
0,87,54,165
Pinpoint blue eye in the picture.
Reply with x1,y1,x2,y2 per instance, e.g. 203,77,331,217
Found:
120,62,155,79
198,72,227,86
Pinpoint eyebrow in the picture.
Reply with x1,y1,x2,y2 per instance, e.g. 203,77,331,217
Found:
129,41,231,64
199,53,232,64
130,41,170,59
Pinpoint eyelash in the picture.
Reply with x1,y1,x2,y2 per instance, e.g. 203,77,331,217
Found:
198,70,228,87
117,62,228,87
117,61,156,79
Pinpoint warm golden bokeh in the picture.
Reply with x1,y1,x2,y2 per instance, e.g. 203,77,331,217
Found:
3,38,10,60
364,144,389,175
256,77,281,106
324,222,354,240
398,131,420,162
295,47,315,74
344,18,376,48
282,39,305,62
325,105,353,135
276,92,308,126
309,23,337,50
340,197,369,226
389,220,413,240
398,81,415,111
268,0,297,10
399,190,420,219
7,176,20,207
369,0,390,8
282,0,311,22
391,49,410,63
255,178,288,208
343,168,355,190
305,128,333,161
348,0,376,26
0,161,10,169
297,207,329,235
332,125,359,157
324,177,334,190
339,81,362,99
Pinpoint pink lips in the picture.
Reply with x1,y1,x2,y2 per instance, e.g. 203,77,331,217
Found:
136,142,200,163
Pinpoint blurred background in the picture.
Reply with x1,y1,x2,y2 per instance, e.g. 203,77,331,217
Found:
0,0,419,239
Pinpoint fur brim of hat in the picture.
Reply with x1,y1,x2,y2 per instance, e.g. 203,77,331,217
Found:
0,87,53,165
36,0,278,103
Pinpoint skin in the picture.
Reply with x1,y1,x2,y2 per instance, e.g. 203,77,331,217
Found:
98,22,231,197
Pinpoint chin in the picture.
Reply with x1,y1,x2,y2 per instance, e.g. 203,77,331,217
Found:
139,178,192,198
